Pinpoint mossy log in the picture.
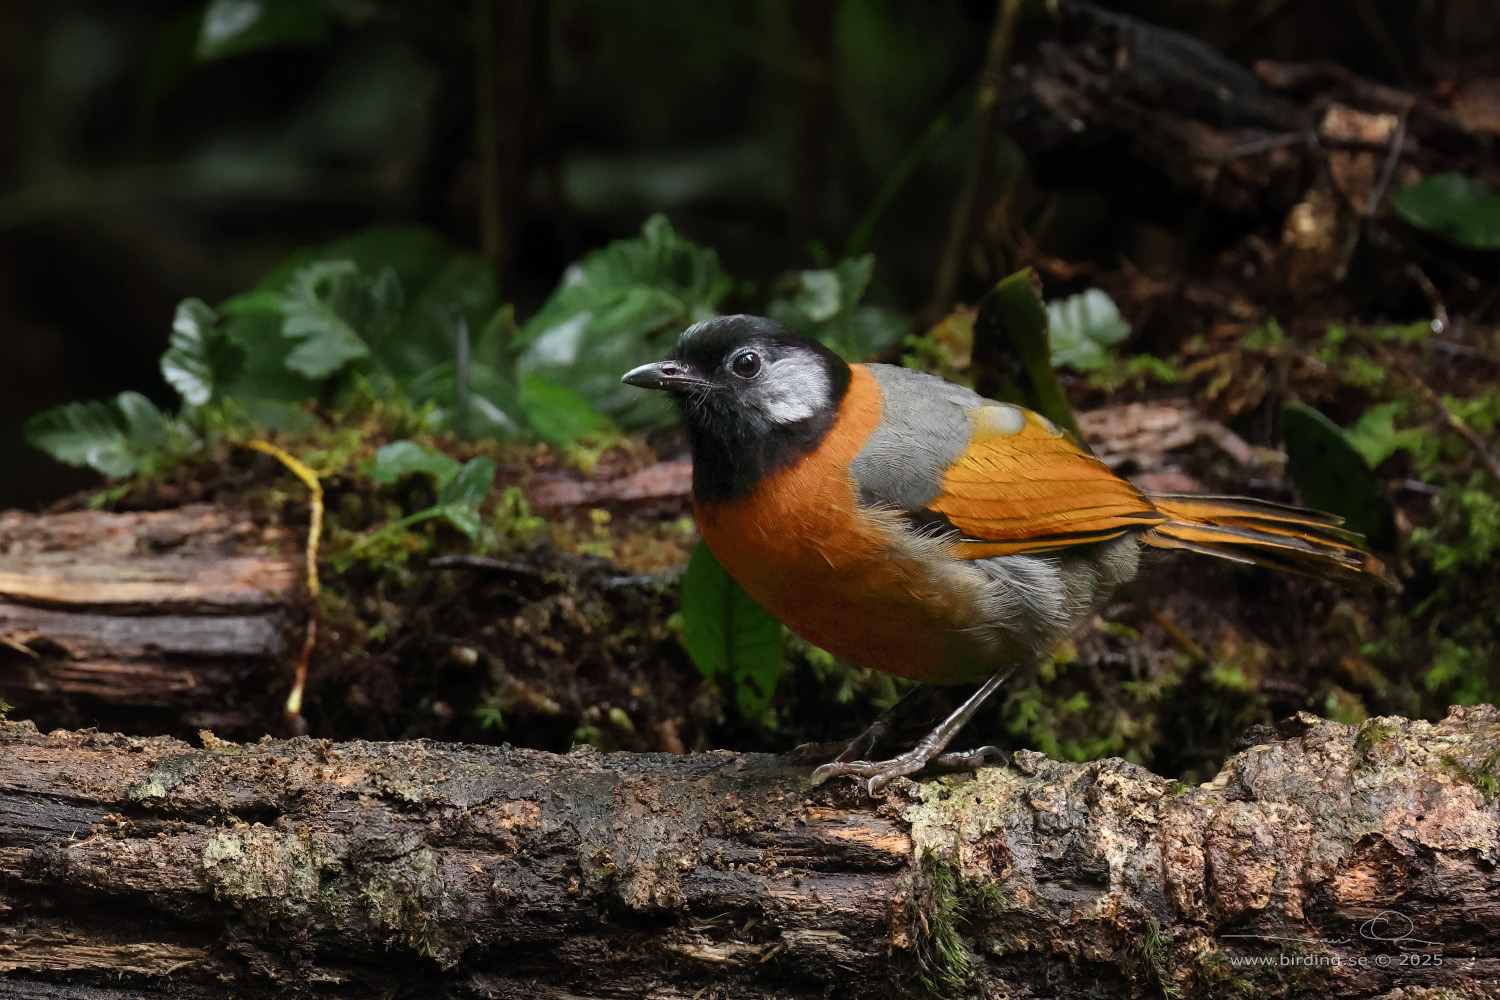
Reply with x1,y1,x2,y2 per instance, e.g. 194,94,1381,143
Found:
0,504,698,750
2,709,1499,999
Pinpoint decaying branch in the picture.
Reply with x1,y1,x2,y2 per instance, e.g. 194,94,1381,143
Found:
2,708,1499,998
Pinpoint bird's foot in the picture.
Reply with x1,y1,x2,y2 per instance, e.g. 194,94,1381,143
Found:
810,745,1008,797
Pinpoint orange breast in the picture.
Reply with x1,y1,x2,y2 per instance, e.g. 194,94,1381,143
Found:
694,365,987,684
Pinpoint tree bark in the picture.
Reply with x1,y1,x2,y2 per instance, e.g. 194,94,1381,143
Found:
2,707,1499,999
0,505,299,736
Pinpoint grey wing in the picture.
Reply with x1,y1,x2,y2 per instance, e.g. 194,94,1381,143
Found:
847,364,983,516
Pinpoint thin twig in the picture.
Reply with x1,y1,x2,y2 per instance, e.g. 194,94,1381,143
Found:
1225,130,1319,159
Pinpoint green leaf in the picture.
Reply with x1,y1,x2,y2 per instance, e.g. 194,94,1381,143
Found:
24,392,189,479
217,303,324,419
973,270,1080,436
366,440,462,487
308,226,500,377
766,254,909,361
680,540,786,719
1281,402,1396,549
520,375,613,446
519,214,731,428
162,298,243,407
438,457,496,510
1345,401,1427,468
279,260,402,379
196,0,329,62
1391,173,1500,250
117,391,170,453
1047,288,1131,371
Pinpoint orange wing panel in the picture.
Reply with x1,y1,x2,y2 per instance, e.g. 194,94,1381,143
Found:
927,410,1165,556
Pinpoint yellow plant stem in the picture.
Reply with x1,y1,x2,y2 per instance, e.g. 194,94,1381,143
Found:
242,440,324,724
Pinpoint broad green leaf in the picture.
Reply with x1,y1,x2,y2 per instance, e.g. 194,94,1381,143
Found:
782,268,842,322
162,298,243,407
279,260,402,379
1281,402,1396,549
24,400,139,478
196,0,328,62
520,375,613,446
1345,401,1427,468
1047,288,1131,371
366,440,462,487
24,393,188,479
308,226,500,376
680,540,786,720
1391,173,1500,250
438,457,496,510
217,303,323,418
519,214,731,428
117,391,170,452
436,504,483,542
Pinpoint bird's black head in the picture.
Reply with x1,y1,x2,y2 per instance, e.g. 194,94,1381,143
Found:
622,315,851,503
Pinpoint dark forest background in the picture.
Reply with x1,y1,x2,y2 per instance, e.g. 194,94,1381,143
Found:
3,0,1493,510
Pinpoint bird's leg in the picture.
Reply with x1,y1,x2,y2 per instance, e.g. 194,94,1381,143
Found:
791,683,934,762
809,667,1016,796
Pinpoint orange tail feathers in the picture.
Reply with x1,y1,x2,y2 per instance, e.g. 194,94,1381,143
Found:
1143,493,1395,589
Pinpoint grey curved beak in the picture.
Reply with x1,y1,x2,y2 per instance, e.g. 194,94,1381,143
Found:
621,360,706,393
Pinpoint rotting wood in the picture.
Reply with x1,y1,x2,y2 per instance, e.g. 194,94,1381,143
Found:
1,708,1499,998
0,505,298,735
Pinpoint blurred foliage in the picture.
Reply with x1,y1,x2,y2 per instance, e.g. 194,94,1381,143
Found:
1280,400,1396,549
1391,173,1500,251
679,539,786,724
518,213,731,429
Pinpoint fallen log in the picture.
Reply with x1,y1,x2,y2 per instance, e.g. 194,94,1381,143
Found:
0,506,298,736
1,707,1498,998
0,503,704,752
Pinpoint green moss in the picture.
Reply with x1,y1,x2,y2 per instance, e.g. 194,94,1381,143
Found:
1193,953,1257,998
1439,748,1500,801
1355,720,1399,749
908,848,977,998
357,848,467,964
1140,919,1181,999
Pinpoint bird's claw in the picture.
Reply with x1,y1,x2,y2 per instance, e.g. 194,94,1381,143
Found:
809,744,1009,796
809,753,924,796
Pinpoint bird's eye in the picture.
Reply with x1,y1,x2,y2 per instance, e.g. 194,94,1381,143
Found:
731,351,762,378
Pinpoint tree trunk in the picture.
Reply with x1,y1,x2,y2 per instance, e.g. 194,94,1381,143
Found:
2,707,1499,998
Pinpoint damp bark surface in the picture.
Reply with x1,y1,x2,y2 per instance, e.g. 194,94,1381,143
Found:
1,708,1499,999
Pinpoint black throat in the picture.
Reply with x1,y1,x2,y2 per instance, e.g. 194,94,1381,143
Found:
683,365,851,505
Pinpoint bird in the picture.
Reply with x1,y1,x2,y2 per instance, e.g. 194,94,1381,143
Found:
622,314,1387,794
